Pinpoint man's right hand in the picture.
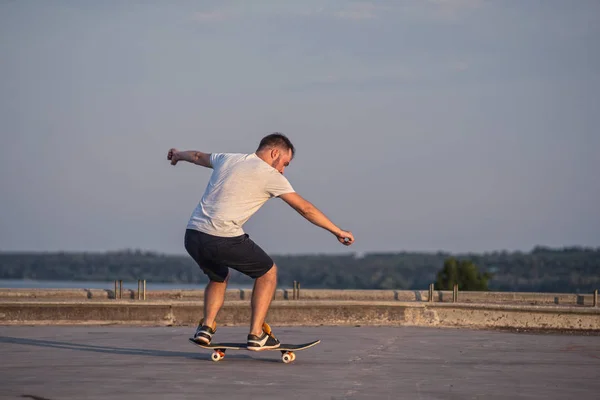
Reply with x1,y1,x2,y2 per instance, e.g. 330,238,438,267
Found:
336,230,354,246
167,148,180,165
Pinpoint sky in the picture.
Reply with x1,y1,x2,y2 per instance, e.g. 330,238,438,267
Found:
1,0,599,256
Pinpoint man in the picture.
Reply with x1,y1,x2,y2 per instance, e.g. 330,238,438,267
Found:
167,133,354,351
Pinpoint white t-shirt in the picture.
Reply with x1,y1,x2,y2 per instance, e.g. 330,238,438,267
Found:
187,152,295,237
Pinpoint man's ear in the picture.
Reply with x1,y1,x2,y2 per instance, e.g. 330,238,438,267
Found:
270,148,279,159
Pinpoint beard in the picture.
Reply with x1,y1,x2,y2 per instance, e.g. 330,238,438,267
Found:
271,156,280,169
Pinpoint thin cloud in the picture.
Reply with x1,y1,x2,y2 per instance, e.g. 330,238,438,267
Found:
427,0,483,9
450,61,469,72
426,0,484,20
191,10,229,22
333,2,378,20
189,3,384,23
292,67,417,91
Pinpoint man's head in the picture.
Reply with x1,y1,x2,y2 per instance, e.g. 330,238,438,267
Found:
256,133,295,174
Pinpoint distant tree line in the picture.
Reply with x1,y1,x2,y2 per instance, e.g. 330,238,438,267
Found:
0,246,598,293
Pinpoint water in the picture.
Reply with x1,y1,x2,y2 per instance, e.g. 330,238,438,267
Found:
0,279,252,290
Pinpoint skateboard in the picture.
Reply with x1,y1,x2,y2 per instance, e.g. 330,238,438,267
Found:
188,338,321,363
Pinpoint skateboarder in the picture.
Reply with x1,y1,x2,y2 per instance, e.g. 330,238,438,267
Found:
167,133,354,351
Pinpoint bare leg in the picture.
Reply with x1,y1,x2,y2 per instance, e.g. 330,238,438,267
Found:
249,264,278,336
202,274,229,328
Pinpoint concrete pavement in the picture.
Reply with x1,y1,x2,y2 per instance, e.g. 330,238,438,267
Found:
0,325,599,399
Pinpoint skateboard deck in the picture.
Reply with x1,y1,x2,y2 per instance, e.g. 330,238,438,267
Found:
188,338,320,363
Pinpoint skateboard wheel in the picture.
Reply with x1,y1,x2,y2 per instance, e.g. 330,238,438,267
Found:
282,352,295,363
211,350,225,362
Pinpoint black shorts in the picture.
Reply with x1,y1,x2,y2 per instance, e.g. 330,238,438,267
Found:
184,229,274,282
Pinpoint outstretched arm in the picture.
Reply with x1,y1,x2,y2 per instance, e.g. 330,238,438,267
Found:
279,192,354,246
167,148,211,168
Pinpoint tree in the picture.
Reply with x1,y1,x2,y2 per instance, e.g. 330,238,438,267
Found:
435,257,492,291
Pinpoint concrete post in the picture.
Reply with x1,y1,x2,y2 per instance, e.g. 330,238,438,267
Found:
452,284,455,302
456,284,459,302
119,280,123,299
143,280,146,300
293,281,297,300
429,283,434,302
453,284,458,303
594,289,598,308
114,280,118,300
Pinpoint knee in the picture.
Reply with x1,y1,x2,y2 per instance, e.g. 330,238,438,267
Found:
262,263,277,279
254,263,277,281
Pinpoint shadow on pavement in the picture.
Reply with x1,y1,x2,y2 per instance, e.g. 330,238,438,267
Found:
0,336,280,362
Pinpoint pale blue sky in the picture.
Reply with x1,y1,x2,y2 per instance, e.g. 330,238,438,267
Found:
1,0,599,256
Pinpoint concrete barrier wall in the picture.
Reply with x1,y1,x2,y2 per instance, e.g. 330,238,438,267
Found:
406,303,600,331
0,288,595,306
1,300,598,331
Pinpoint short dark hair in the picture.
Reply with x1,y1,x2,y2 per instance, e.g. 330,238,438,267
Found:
257,132,295,158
